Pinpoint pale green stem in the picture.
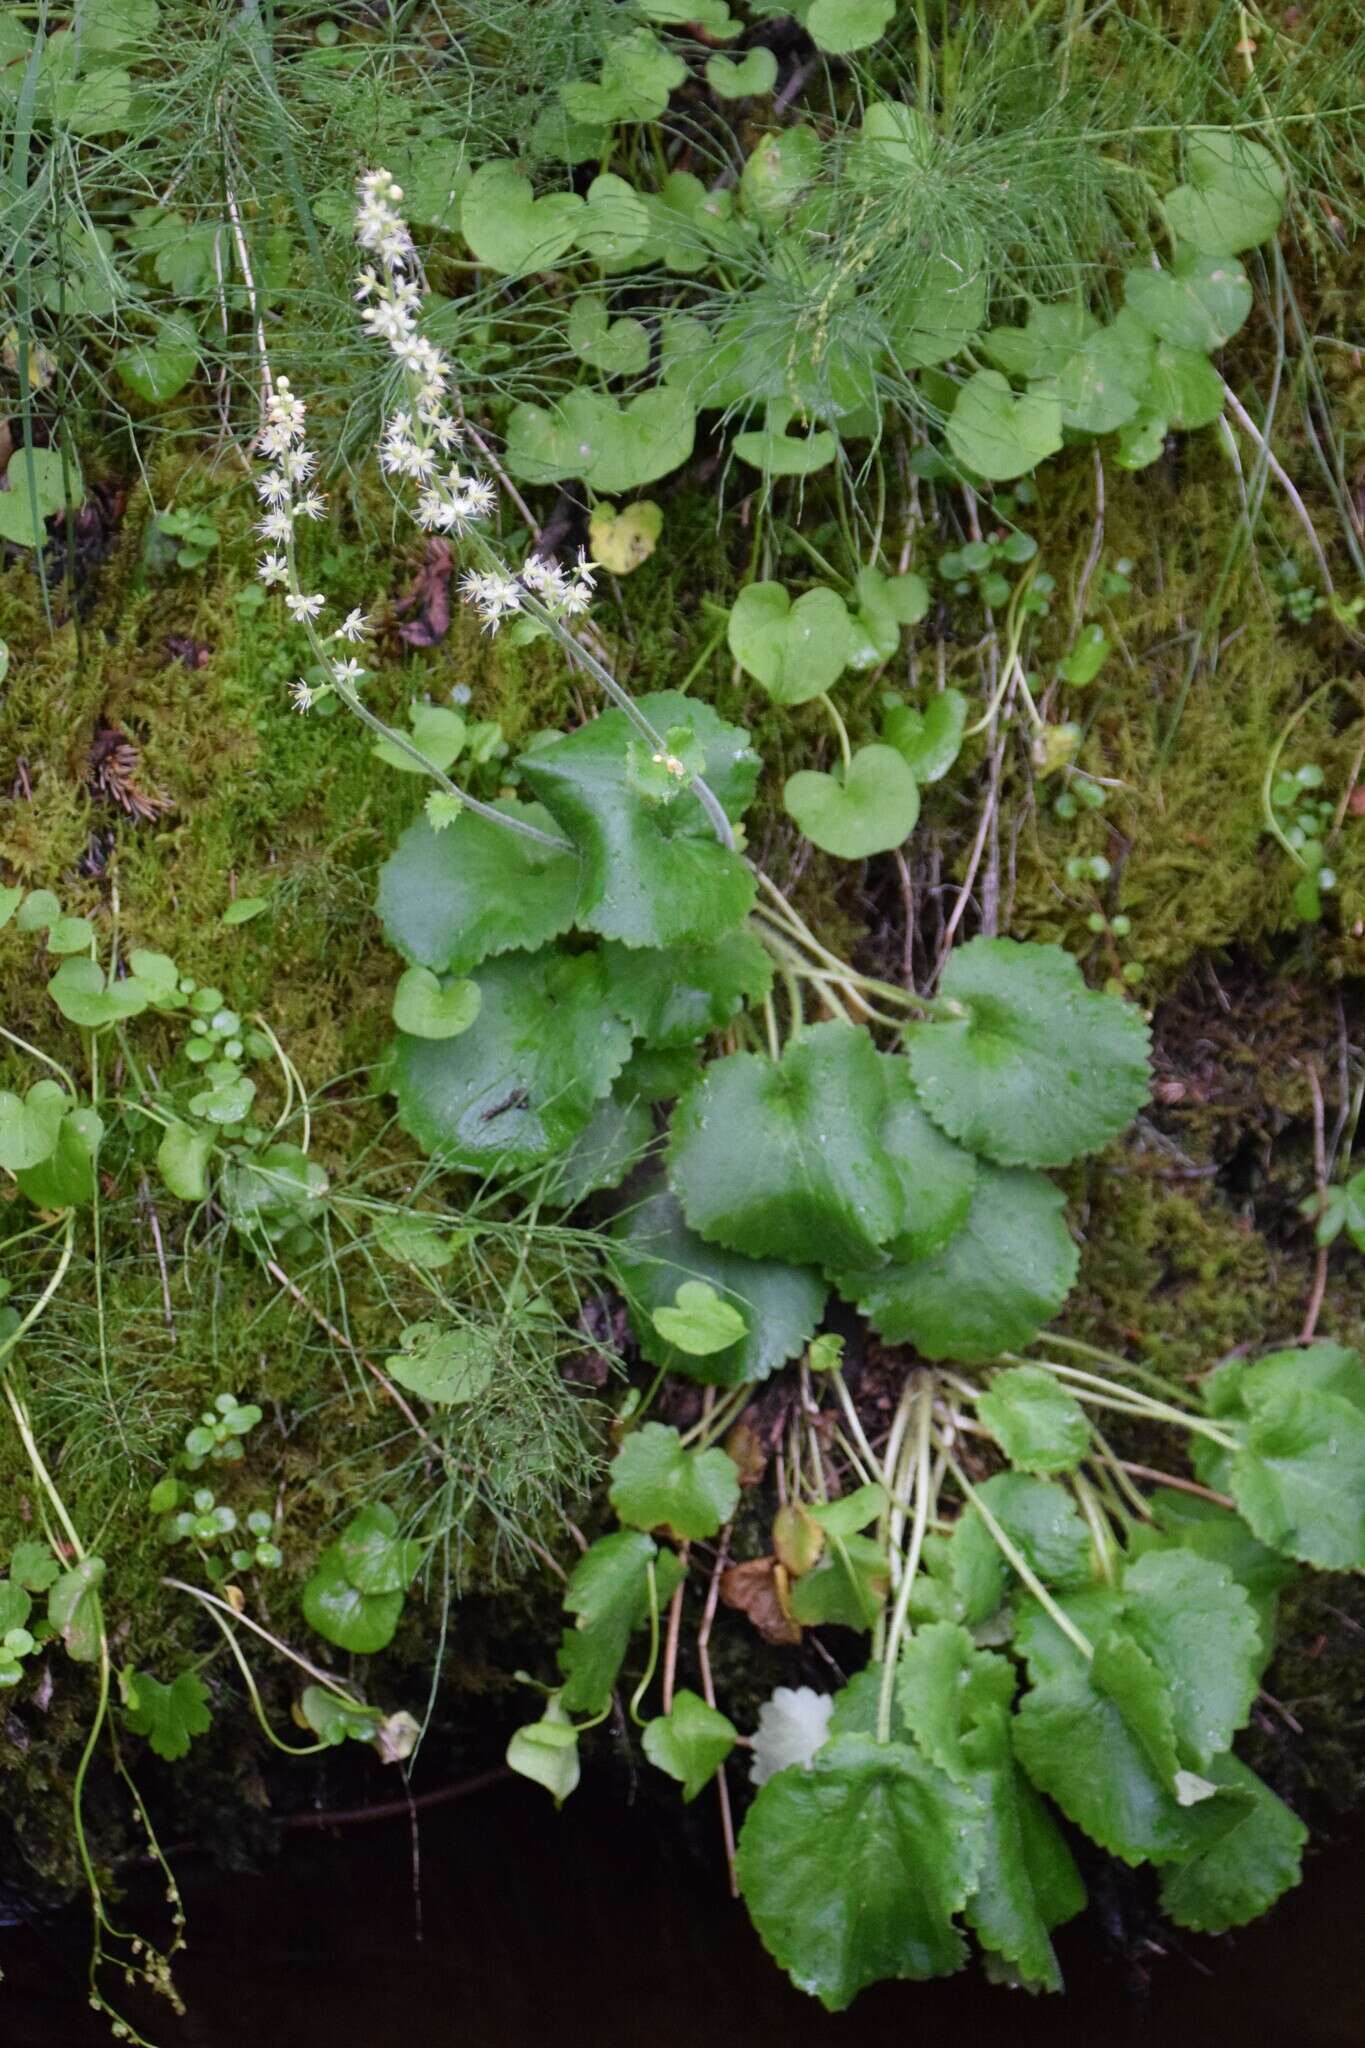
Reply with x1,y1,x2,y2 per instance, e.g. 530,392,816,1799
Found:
877,1379,934,1743
942,1447,1096,1661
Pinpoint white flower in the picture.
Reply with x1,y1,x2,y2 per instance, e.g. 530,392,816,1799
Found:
255,509,294,543
415,488,455,531
331,657,365,685
574,547,597,590
451,475,496,523
281,447,317,484
256,470,290,506
257,552,289,586
459,568,521,632
296,492,327,521
290,678,314,713
285,592,325,622
750,1688,834,1788
360,298,416,346
333,608,369,643
354,265,379,301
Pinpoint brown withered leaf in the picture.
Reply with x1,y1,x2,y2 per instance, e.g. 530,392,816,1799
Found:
723,1418,768,1489
720,1555,802,1645
394,538,453,647
772,1503,824,1578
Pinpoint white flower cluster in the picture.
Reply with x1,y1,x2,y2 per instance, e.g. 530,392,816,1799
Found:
253,378,370,713
351,169,598,640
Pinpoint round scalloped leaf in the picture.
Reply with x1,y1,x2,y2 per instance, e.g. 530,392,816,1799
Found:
611,1183,827,1387
835,1165,1078,1363
905,938,1151,1168
376,802,580,976
736,1734,983,2010
976,1365,1090,1476
727,583,853,706
784,745,920,859
1162,130,1286,254
460,161,584,274
1120,1549,1263,1768
946,370,1062,482
518,694,757,950
609,1422,740,1541
393,950,631,1174
1158,1754,1306,1934
1123,251,1252,352
667,1022,905,1268
602,930,772,1047
876,1055,977,1261
1227,1385,1365,1570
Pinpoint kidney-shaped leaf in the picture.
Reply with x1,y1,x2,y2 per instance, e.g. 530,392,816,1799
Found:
946,370,1062,482
784,745,921,860
906,937,1151,1168
727,583,853,706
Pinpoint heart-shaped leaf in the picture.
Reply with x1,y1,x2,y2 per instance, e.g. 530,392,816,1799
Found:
806,0,895,52
732,398,838,477
156,1120,214,1202
388,1321,497,1404
946,370,1063,482
848,565,930,668
904,937,1151,1168
376,802,580,976
644,1690,738,1801
1162,129,1286,254
706,47,777,98
984,304,1097,381
301,1546,404,1653
575,172,651,263
460,161,583,274
394,949,631,1173
835,1165,1079,1362
668,1022,904,1267
1142,343,1224,431
886,251,988,370
1051,321,1147,435
612,1183,827,1387
652,1279,748,1356
561,29,686,125
727,583,853,705
1124,250,1252,352
557,1532,686,1714
373,702,466,775
784,744,920,858
739,127,821,224
115,317,198,404
567,295,650,377
506,386,696,493
881,690,967,783
588,499,662,572
518,693,757,949
0,447,79,547
391,966,482,1041
609,1422,740,1540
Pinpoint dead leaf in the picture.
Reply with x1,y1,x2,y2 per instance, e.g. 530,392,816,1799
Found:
394,538,453,647
720,1555,802,1645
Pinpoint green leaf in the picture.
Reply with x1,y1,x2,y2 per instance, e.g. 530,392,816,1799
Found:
739,126,821,225
643,1689,738,1801
507,1702,581,1807
836,1164,1078,1362
299,1686,383,1748
886,252,988,370
376,802,579,977
120,1668,212,1762
1052,321,1147,435
848,565,931,669
9,1542,60,1594
336,1504,422,1596
727,583,853,706
881,690,967,783
1158,1754,1306,1933
518,694,756,949
557,1531,686,1714
706,47,778,98
905,937,1151,1168
1162,129,1286,254
1059,623,1112,688
301,1547,405,1654
1120,1549,1263,1767
875,1055,977,1261
787,1532,889,1631
736,1734,983,2010
652,1280,747,1357
959,1704,1086,1993
373,703,467,775
977,1366,1090,1475
460,161,584,274
566,293,650,377
1013,1634,1190,1865
1228,1384,1365,1570
550,1085,653,1204
732,398,838,478
806,0,895,52
15,1102,102,1210
222,896,268,926
1124,249,1253,352
0,446,76,547
0,1582,32,1636
394,949,631,1174
506,386,696,493
602,931,772,1047
114,318,198,404
0,1082,66,1172
47,955,149,1027
156,1121,214,1202
668,1022,904,1267
611,1184,827,1388
1142,341,1225,430
983,304,1098,381
967,1473,1096,1588
388,1321,497,1405
609,1422,740,1541
391,966,482,1041
1141,1490,1292,1657
784,744,921,859
946,370,1063,482
561,28,686,125
0,884,22,929
372,1213,464,1271
48,1557,106,1663
575,171,651,264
